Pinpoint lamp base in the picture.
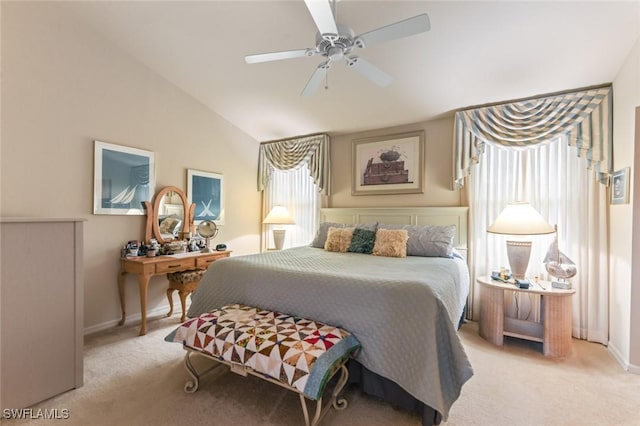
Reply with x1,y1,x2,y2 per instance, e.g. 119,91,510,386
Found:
272,229,286,251
506,240,532,280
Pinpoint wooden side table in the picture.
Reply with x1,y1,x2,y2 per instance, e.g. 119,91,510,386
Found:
477,275,576,357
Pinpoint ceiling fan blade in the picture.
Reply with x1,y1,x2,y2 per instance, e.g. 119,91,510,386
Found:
346,56,393,87
245,49,315,64
301,61,330,97
355,14,430,48
304,0,338,40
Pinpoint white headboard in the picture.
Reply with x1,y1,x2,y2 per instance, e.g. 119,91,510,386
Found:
320,207,469,257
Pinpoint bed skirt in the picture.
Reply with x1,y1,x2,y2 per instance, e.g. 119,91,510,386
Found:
347,360,441,426
346,306,468,426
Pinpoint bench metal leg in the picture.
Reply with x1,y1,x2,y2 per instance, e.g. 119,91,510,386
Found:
182,349,351,426
331,364,349,410
183,351,222,393
299,364,349,426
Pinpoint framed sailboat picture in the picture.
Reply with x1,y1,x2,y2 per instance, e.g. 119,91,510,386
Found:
187,169,224,225
93,141,155,215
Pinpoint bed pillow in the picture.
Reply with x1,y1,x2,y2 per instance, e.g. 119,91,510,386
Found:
377,223,456,257
372,229,409,258
324,227,355,253
348,228,377,254
311,221,377,248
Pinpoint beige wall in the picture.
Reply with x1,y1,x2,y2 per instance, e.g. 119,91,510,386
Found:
1,3,261,332
610,36,640,371
329,117,463,208
632,105,640,371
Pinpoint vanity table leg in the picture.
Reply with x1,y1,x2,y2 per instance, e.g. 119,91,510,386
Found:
117,269,127,326
138,274,152,336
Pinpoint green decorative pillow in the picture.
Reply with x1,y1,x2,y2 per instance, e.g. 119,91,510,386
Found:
348,228,377,254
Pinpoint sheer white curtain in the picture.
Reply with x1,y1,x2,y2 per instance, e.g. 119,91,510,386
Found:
262,163,320,250
469,137,608,344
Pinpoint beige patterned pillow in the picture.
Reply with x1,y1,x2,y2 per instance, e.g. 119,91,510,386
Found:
373,229,409,257
324,227,355,253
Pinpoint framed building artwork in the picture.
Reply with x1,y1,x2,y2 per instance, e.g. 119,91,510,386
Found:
611,167,630,205
187,169,225,225
93,140,155,215
352,130,425,195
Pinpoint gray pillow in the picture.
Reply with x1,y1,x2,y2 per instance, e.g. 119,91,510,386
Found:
376,223,456,257
311,221,377,248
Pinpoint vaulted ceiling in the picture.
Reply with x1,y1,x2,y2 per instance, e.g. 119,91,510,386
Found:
54,1,639,141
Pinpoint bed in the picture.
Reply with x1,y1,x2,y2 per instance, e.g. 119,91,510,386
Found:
187,207,473,425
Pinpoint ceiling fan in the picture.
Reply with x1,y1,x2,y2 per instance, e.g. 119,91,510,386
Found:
244,0,431,96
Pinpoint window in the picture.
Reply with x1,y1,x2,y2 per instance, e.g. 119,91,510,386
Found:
469,138,608,343
263,163,320,250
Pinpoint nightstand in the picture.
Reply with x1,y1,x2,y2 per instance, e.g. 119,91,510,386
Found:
477,275,576,357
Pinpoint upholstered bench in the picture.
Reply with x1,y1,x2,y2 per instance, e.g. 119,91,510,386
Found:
165,304,361,426
166,269,207,322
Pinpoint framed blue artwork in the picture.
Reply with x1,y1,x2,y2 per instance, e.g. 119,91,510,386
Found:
93,141,155,215
187,169,225,225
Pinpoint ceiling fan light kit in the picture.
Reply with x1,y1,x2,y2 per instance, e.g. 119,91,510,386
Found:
244,0,431,96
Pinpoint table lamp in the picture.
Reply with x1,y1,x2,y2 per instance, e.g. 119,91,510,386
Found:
487,201,555,280
263,205,295,250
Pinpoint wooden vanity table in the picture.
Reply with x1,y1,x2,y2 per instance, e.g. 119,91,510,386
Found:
118,184,228,336
118,250,230,335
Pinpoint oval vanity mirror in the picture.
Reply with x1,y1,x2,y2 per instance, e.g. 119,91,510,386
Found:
144,186,194,244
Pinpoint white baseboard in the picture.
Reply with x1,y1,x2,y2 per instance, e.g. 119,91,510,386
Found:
628,362,640,374
607,341,640,374
83,306,172,336
608,341,628,370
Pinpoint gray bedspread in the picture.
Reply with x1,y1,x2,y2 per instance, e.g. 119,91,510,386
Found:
188,246,473,420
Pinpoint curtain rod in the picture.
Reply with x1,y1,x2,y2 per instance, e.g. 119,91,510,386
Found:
456,82,612,113
260,132,328,145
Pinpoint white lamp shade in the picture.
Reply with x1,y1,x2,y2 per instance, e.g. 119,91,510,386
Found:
487,202,554,236
263,206,295,225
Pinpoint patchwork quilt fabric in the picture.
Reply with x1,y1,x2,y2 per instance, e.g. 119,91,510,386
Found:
166,304,360,400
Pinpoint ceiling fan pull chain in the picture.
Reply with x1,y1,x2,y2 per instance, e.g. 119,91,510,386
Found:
324,70,329,91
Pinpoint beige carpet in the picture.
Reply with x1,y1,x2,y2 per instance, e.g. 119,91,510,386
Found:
8,315,640,426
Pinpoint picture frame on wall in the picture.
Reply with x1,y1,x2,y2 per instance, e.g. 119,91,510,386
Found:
187,169,225,225
611,167,630,205
352,130,425,196
93,140,155,215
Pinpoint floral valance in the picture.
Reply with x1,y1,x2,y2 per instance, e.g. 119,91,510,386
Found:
257,133,330,195
453,85,612,189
